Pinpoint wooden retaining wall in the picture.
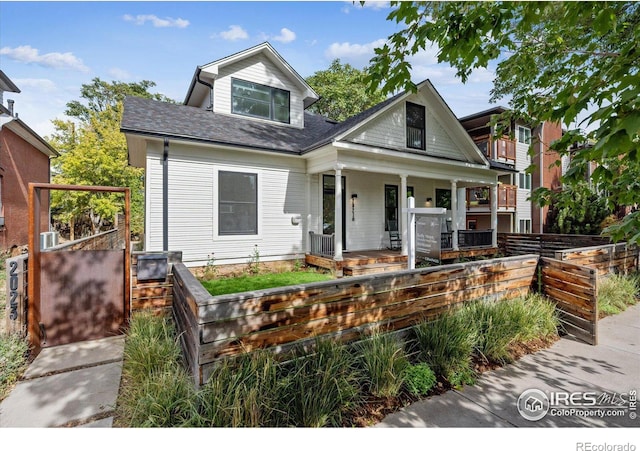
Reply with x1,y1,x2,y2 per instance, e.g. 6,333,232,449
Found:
539,257,599,345
555,243,639,277
173,254,539,386
498,233,610,258
131,251,182,315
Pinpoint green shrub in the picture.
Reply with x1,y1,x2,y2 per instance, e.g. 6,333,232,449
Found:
412,311,477,387
122,310,182,381
0,333,29,401
598,274,639,316
193,350,280,427
120,369,196,427
277,338,360,427
404,363,436,396
116,310,196,427
355,330,409,399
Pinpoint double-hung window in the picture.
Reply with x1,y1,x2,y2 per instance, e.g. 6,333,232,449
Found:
517,126,531,145
218,171,258,235
406,102,426,150
518,172,532,190
232,78,290,123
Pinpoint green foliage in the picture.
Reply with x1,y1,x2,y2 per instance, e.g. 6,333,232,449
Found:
116,311,196,427
193,350,280,427
0,333,29,401
200,270,333,296
598,274,639,316
355,330,409,399
305,59,387,122
277,338,360,427
403,363,437,397
531,182,610,235
48,78,174,238
367,1,640,245
246,244,261,275
412,310,477,387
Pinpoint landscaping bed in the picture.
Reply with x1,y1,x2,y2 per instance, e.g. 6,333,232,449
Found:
114,292,560,427
200,269,333,296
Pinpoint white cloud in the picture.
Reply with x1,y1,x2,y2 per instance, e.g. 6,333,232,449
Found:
325,39,387,59
123,14,189,28
0,45,89,72
217,25,249,41
342,1,389,13
108,68,132,80
12,78,57,93
273,28,296,44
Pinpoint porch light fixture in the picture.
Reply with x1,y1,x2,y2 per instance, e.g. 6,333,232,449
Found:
425,197,433,207
351,194,358,221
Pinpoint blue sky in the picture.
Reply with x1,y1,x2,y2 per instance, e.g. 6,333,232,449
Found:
1,1,499,138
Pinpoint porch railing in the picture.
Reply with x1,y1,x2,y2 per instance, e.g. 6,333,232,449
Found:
441,230,494,250
441,232,453,250
309,231,335,257
459,229,494,248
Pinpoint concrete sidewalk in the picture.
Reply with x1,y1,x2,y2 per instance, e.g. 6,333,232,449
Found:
0,335,125,428
377,303,640,427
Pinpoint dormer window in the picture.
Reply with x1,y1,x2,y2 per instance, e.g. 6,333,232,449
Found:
406,102,425,150
232,78,290,124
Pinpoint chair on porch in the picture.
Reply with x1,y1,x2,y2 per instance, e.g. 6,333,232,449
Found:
387,219,401,250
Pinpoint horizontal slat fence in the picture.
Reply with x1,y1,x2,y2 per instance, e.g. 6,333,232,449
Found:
131,251,182,315
539,257,599,345
555,243,639,277
173,254,539,386
498,233,611,258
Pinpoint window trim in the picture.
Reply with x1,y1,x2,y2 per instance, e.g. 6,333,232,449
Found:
384,184,414,231
214,168,261,239
517,125,531,145
406,102,426,150
231,77,291,124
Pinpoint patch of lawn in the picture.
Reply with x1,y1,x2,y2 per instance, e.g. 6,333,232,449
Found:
201,271,333,296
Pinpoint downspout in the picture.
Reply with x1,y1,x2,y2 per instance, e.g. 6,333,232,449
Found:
196,67,214,111
163,138,169,251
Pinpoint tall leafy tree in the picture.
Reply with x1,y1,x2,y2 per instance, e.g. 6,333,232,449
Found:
366,1,640,243
306,59,387,122
48,78,174,239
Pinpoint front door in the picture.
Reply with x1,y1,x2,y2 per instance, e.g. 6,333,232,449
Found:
322,174,346,250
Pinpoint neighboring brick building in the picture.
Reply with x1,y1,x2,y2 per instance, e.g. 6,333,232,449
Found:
0,71,58,252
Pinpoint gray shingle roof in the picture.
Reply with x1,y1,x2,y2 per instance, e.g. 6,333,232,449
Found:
121,96,339,155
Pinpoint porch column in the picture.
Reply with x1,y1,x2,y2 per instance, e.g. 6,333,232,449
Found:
491,183,498,247
304,173,311,253
400,174,408,256
451,180,459,250
334,166,343,261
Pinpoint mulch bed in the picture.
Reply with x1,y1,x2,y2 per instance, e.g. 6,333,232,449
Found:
341,335,559,427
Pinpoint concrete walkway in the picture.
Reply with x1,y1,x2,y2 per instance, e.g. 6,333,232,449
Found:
377,303,640,427
0,335,125,428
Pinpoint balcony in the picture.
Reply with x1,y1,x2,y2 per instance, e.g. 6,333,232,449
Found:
467,185,517,210
473,135,516,161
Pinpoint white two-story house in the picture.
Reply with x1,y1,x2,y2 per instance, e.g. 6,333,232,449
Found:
122,42,502,271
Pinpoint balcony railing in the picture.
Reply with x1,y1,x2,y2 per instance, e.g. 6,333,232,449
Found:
473,135,516,161
467,184,517,209
309,231,335,257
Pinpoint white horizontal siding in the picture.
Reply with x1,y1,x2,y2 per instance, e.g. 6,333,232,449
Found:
145,143,306,266
344,98,467,162
515,140,532,222
213,53,305,128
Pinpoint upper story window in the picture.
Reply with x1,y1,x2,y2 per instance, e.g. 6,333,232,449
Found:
406,102,426,150
517,125,531,144
231,78,290,124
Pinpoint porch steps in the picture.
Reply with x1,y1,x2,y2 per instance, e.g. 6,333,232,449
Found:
343,261,407,276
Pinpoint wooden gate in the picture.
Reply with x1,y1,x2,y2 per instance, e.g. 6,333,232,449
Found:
28,184,131,351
